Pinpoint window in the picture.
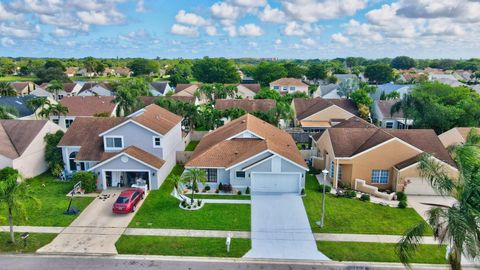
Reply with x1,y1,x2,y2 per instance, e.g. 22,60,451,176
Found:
52,119,59,124
69,152,78,172
236,171,245,178
58,95,64,100
385,121,394,129
329,161,334,177
289,86,296,91
205,169,217,182
371,170,389,184
79,162,85,171
273,86,279,90
105,136,123,150
65,119,74,128
153,136,161,148
282,86,288,91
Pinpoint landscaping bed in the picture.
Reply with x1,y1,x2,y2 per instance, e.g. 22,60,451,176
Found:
185,194,250,200
0,173,94,227
317,241,447,264
185,140,199,151
129,165,251,231
303,174,430,235
0,233,56,253
116,235,250,257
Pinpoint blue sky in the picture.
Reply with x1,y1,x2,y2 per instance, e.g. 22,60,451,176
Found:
0,0,479,59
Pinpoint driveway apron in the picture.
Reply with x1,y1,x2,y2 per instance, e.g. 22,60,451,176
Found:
244,192,329,260
37,189,144,255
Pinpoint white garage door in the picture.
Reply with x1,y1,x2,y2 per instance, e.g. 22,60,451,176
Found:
251,173,300,193
404,177,438,195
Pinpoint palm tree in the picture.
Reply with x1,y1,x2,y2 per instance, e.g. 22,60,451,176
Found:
0,105,18,119
397,129,480,270
0,82,17,96
113,88,137,116
0,167,35,243
27,97,49,119
390,94,415,129
47,80,64,101
49,103,69,122
181,168,207,205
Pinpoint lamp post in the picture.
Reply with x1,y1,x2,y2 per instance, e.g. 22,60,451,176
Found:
316,169,329,228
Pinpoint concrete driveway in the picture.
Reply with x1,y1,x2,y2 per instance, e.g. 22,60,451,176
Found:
408,195,456,221
38,189,145,255
244,193,329,260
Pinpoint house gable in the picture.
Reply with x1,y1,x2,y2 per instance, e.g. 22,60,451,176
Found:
302,104,355,122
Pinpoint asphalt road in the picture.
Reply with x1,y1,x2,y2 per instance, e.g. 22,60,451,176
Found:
0,254,457,270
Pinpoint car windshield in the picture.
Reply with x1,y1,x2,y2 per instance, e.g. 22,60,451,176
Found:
115,196,129,204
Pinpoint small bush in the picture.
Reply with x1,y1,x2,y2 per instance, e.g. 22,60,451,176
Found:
396,191,407,201
218,183,223,191
181,199,187,207
300,188,305,195
237,190,242,195
398,200,407,209
318,184,332,193
344,190,357,198
197,200,202,207
245,187,250,195
204,185,211,191
215,189,219,194
221,183,232,192
72,171,96,193
360,194,370,202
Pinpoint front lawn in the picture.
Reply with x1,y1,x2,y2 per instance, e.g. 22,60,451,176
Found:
317,241,447,264
0,173,94,227
185,140,199,151
129,165,251,231
0,76,37,82
185,194,250,200
0,232,56,253
116,235,250,257
303,174,429,235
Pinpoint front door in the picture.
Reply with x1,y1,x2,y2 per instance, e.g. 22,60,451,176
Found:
105,171,112,187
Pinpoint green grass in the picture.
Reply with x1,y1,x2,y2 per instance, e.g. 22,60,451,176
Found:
303,174,430,235
116,235,251,257
317,241,447,264
186,194,250,200
185,141,199,151
0,173,94,227
0,76,37,82
129,165,251,231
0,232,56,253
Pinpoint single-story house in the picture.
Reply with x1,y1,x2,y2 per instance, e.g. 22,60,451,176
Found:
292,97,358,132
150,81,174,96
39,82,82,100
185,114,308,194
371,83,412,100
173,83,205,104
78,83,114,96
314,124,458,195
215,99,276,113
64,67,78,77
233,84,261,99
318,84,341,99
438,127,480,148
51,96,117,128
270,78,308,94
372,99,412,129
30,85,54,99
0,120,64,178
10,82,34,96
0,95,43,119
58,104,185,190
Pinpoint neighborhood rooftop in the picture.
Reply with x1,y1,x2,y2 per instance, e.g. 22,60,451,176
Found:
0,120,48,159
215,99,276,113
293,97,358,120
59,96,116,116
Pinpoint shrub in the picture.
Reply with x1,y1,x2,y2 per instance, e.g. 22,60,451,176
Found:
344,190,357,198
245,187,250,195
218,183,223,191
221,183,232,192
300,188,305,195
360,194,370,202
398,200,407,209
72,171,96,193
181,199,187,207
204,185,211,191
318,184,332,193
237,190,242,195
396,191,407,201
215,189,219,194
197,200,202,207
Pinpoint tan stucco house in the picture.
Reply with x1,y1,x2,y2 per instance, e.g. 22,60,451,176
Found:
314,119,458,195
270,78,308,94
438,127,480,147
0,120,64,178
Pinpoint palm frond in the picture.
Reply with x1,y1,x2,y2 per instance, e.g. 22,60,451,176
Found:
396,222,428,268
418,154,455,196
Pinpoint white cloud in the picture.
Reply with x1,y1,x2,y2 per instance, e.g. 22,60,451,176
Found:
51,27,70,37
331,33,350,45
119,29,150,41
280,0,368,22
259,5,286,23
223,25,237,37
0,3,23,21
136,0,146,12
205,25,218,36
77,10,125,25
283,21,311,36
171,24,199,37
238,23,263,36
1,37,15,47
0,22,40,38
232,0,267,8
301,37,316,46
175,10,209,26
248,41,258,48
211,2,240,23
274,38,282,45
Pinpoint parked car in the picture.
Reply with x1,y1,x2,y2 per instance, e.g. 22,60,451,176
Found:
112,188,145,214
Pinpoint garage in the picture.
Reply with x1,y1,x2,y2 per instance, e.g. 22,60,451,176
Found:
251,173,301,193
404,177,439,195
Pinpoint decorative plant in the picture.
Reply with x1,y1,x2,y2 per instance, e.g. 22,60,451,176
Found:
181,168,207,205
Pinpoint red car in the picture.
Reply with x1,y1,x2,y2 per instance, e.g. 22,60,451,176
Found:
112,188,145,214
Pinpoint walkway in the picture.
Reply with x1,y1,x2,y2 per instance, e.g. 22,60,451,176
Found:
244,193,329,260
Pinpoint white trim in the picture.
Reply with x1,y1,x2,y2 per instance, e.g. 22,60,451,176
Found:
398,156,458,173
250,172,302,194
241,155,275,171
152,136,161,148
89,152,161,171
336,137,423,160
104,135,124,151
101,169,152,190
300,104,355,121
225,130,265,140
224,150,271,170
127,109,146,118
98,119,164,137
184,166,225,169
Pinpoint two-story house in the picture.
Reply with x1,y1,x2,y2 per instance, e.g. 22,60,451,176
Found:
270,78,308,94
58,104,185,190
38,82,82,100
78,83,114,96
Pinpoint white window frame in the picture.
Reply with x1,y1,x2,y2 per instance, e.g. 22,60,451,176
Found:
236,171,246,178
104,136,124,151
371,170,389,184
153,136,161,148
273,86,280,90
385,121,394,129
282,86,288,91
289,86,296,92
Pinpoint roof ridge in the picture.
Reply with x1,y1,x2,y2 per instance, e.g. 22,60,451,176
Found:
0,121,19,156
352,128,392,155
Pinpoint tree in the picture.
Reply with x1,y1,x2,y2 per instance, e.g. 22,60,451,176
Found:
83,57,97,74
283,62,305,78
35,67,69,83
390,94,415,129
223,108,246,120
254,88,283,101
27,97,49,119
181,168,207,204
167,61,192,86
337,77,359,98
0,105,18,119
47,80,64,101
306,64,327,81
391,56,416,70
128,59,159,76
364,64,394,84
350,89,373,107
113,78,151,115
44,60,65,71
397,130,480,269
44,131,65,177
0,82,16,96
192,57,240,84
0,167,35,243
253,62,287,86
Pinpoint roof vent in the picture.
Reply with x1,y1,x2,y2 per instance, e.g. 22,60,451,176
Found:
241,120,246,123
234,151,239,155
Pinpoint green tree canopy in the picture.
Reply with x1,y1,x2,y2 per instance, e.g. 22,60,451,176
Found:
391,56,416,70
306,64,327,81
44,130,64,176
364,64,394,84
128,59,160,76
252,62,287,86
192,57,240,84
283,62,305,78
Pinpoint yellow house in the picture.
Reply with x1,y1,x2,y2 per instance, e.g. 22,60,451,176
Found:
314,122,458,195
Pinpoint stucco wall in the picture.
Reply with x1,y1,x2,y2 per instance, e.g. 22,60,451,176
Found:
0,155,13,170
302,105,354,122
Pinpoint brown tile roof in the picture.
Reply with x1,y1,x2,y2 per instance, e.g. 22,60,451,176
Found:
455,127,480,141
0,120,48,159
375,99,404,118
215,99,276,113
169,95,195,103
270,77,308,87
10,82,29,92
63,83,77,93
65,67,78,74
293,98,358,120
186,114,307,168
99,146,165,169
394,154,421,169
59,96,116,116
79,82,114,92
175,83,200,94
137,96,195,107
240,84,261,93
333,116,376,128
130,104,182,135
